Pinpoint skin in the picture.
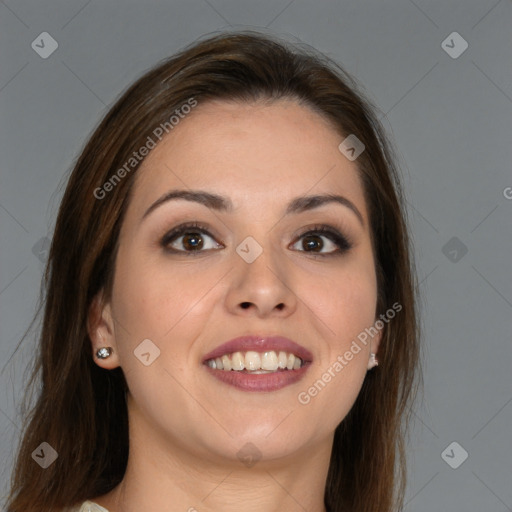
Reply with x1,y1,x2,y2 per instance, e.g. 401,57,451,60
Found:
88,99,382,512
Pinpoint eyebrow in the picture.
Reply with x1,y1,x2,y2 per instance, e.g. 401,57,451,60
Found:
142,190,231,221
141,189,364,226
286,194,364,226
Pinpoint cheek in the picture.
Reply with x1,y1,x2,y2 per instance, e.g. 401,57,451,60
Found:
293,261,377,428
298,257,378,347
111,247,225,342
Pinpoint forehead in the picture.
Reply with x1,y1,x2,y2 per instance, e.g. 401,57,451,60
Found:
130,99,368,221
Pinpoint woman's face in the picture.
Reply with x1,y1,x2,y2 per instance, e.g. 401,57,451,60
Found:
93,99,381,465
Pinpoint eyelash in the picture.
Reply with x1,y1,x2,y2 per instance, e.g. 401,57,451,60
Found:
160,222,353,257
160,222,219,256
299,224,352,255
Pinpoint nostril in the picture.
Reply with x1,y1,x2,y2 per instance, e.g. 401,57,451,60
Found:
239,302,285,311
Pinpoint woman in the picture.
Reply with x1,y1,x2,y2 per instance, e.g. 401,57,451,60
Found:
6,31,420,512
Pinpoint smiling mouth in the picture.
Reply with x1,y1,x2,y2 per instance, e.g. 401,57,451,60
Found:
204,350,306,373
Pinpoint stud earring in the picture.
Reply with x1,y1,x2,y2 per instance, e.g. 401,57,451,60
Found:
96,347,113,359
367,352,378,370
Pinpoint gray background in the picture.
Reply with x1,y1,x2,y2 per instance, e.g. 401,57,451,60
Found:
1,1,511,511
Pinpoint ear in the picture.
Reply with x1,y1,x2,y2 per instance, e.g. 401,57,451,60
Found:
87,290,120,369
366,320,383,370
371,327,383,357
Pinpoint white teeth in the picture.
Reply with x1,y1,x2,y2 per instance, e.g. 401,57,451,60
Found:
206,350,304,372
221,354,232,371
231,351,245,370
261,351,278,371
245,351,261,371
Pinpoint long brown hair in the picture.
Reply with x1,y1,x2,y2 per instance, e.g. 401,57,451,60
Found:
6,31,420,512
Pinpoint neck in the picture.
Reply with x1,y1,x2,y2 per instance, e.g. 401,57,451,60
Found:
94,398,333,512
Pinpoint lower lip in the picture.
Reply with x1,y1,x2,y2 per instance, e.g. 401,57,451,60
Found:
203,363,311,392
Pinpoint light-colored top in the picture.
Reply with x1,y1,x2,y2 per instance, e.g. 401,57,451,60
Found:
69,501,110,512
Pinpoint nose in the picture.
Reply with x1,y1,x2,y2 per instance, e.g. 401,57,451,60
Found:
224,244,298,319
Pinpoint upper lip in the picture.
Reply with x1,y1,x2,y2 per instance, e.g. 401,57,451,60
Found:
202,335,314,363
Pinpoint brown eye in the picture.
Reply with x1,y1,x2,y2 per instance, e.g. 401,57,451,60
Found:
181,232,204,251
161,223,222,254
290,227,352,255
302,234,324,252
